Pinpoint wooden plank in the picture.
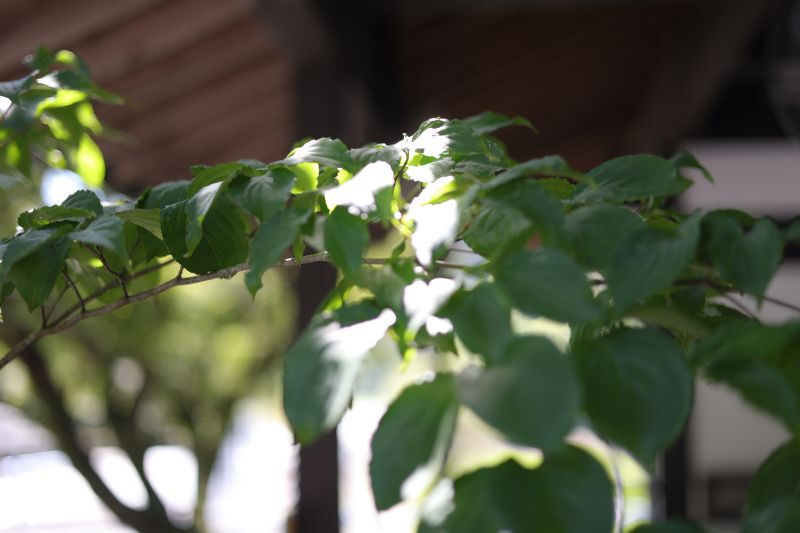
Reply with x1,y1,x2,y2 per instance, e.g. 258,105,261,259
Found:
97,19,280,125
72,0,255,84
101,59,290,160
0,0,167,74
109,90,291,186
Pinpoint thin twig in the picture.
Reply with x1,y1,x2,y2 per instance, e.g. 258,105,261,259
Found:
761,294,800,314
0,252,478,371
62,270,86,312
718,293,760,322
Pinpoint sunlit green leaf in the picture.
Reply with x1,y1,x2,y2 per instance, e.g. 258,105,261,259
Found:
233,168,295,221
324,207,368,277
73,133,104,186
17,205,94,229
284,303,396,443
276,137,355,172
370,374,458,510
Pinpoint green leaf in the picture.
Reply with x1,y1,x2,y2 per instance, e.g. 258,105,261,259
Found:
139,181,189,209
460,111,535,135
457,336,580,450
488,180,566,245
0,229,64,275
442,283,514,364
283,304,396,443
631,520,707,533
484,155,584,189
706,216,783,298
409,199,460,267
61,189,102,216
70,215,129,263
670,151,713,183
786,219,800,245
607,213,701,310
160,193,248,274
184,181,224,254
575,155,688,202
323,161,395,216
690,321,799,370
349,144,405,172
743,439,800,533
462,202,532,258
0,74,35,101
370,374,458,510
17,205,94,229
564,205,645,271
405,158,455,184
495,249,601,323
707,359,800,433
245,206,311,296
73,133,104,186
423,447,613,533
116,208,163,239
324,207,368,278
187,161,262,196
276,137,355,172
7,235,70,310
235,168,295,221
572,328,692,467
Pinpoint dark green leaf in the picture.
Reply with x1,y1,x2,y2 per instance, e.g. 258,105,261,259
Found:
462,202,532,258
324,207,368,278
283,304,396,443
572,328,692,467
245,206,311,295
488,180,566,245
495,249,601,323
743,440,800,533
457,336,580,450
0,228,64,275
485,155,584,189
607,213,701,310
690,321,799,370
423,447,613,533
576,155,688,202
670,151,713,183
631,519,707,533
116,208,163,239
786,219,800,245
707,359,800,433
70,215,129,263
0,74,35,101
442,283,514,364
565,205,644,271
139,181,189,209
275,137,355,172
706,215,783,298
460,111,535,135
370,374,458,510
7,235,70,310
61,189,102,216
161,193,248,275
